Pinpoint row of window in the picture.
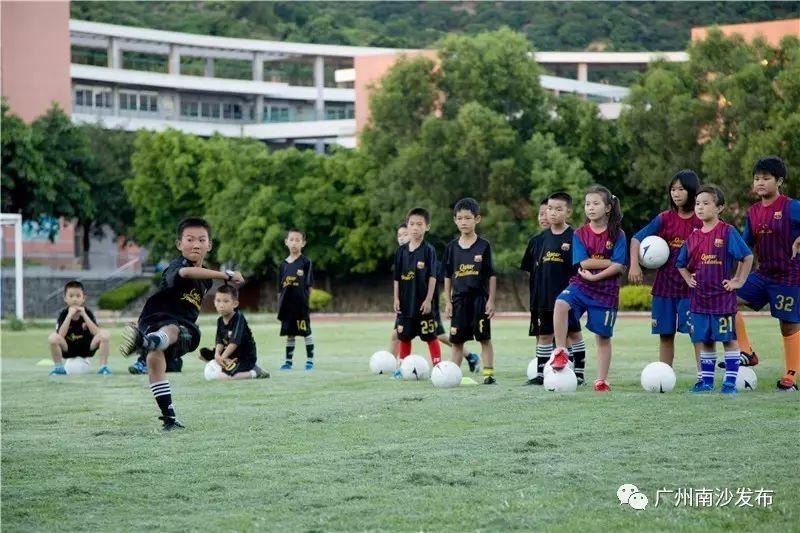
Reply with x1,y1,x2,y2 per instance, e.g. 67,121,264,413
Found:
74,88,158,113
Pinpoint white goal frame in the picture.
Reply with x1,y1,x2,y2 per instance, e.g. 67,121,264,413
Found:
0,213,24,319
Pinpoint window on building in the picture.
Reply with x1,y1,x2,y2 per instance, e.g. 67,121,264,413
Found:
201,102,220,119
94,91,112,109
74,89,93,107
223,103,243,120
181,100,199,118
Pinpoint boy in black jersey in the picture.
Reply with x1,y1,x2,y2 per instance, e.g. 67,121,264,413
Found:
120,218,244,430
198,284,269,380
392,208,442,376
520,193,586,385
48,280,111,375
443,198,497,384
278,229,314,371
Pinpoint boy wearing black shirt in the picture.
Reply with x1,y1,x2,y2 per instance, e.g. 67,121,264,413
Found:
120,218,244,430
443,198,497,384
278,229,315,371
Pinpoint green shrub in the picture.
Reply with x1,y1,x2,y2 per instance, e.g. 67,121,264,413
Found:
98,279,152,310
7,316,26,331
619,284,653,311
309,288,333,311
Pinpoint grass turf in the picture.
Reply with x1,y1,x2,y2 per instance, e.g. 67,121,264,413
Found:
1,316,797,532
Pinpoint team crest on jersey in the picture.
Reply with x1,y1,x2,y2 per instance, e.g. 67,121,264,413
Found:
474,255,483,263
561,243,571,251
297,269,304,276
450,327,458,335
397,325,404,333
714,238,724,248
774,211,783,220
416,261,425,269
605,241,613,250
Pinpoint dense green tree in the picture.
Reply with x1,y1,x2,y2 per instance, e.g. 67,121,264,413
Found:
1,101,48,220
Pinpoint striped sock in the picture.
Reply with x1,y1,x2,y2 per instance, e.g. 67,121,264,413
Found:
304,335,314,360
723,350,740,386
150,380,175,418
700,352,716,387
570,340,587,378
535,343,551,377
285,338,295,365
144,330,169,351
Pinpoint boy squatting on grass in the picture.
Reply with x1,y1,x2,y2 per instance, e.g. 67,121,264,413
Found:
48,280,111,375
198,284,270,380
120,217,244,431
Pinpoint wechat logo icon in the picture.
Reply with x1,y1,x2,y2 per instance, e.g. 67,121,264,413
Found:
618,484,648,510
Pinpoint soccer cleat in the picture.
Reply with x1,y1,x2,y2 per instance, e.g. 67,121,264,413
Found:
550,347,570,371
49,365,67,376
198,347,215,362
97,365,112,375
483,375,496,385
776,378,798,391
692,381,714,393
576,375,585,386
718,351,759,368
279,363,293,371
720,382,738,395
466,353,481,374
254,366,271,379
128,360,147,374
593,379,611,392
119,322,145,358
524,376,544,386
159,416,185,431
305,360,314,371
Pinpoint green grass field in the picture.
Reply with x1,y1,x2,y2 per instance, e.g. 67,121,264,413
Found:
2,316,797,532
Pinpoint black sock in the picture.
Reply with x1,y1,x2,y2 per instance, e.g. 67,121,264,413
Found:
571,340,587,377
305,335,314,360
285,338,295,365
535,342,551,377
150,380,175,418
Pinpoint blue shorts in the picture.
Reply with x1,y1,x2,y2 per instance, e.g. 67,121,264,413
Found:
688,313,737,344
556,284,617,338
651,296,691,335
737,272,800,324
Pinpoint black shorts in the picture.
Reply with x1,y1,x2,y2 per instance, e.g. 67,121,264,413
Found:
396,314,441,342
138,313,201,359
63,339,96,359
223,356,256,376
280,316,311,337
529,309,581,336
449,293,491,344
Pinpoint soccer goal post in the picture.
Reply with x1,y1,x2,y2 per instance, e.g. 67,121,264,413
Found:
0,213,24,320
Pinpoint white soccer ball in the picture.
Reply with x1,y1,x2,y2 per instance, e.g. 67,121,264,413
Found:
543,366,578,392
400,355,430,381
640,361,676,393
369,350,397,375
735,367,757,391
526,358,539,380
431,361,462,388
639,235,670,270
204,360,222,381
543,361,555,378
64,357,90,375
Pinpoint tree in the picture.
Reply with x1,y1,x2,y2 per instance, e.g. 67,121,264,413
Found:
1,100,48,220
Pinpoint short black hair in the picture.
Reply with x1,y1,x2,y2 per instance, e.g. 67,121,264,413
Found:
539,197,549,206
64,280,85,295
397,222,407,231
669,170,700,212
697,185,725,206
453,197,480,216
406,207,430,225
216,284,239,299
287,228,306,240
178,217,211,239
753,156,787,180
547,192,573,207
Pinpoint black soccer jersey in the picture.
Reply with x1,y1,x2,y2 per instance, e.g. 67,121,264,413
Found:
393,241,438,318
56,307,96,345
215,310,257,365
520,227,576,311
443,236,495,297
139,256,212,325
278,255,313,321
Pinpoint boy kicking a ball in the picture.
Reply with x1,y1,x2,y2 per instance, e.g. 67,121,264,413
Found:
120,218,243,430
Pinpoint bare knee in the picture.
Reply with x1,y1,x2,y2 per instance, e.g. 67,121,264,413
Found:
780,321,800,337
48,332,64,345
554,300,570,315
96,329,111,343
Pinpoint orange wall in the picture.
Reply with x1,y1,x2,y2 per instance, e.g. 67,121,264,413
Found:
1,1,72,122
691,18,799,47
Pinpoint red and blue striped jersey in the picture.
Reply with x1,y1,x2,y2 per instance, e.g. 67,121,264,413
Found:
570,224,627,308
742,195,800,287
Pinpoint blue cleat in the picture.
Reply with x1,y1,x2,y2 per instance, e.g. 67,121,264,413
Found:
466,352,481,374
720,382,738,395
128,360,147,375
97,365,112,375
692,381,714,393
393,368,402,379
305,360,314,371
279,363,293,371
49,365,67,376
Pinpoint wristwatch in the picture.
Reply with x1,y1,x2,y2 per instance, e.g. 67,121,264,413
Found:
225,270,235,282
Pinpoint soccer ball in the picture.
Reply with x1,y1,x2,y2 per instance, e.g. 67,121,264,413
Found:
369,350,396,375
639,236,670,270
431,361,462,388
204,360,222,381
64,357,90,375
640,362,676,393
526,358,539,380
543,366,578,392
735,367,757,391
400,355,430,380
